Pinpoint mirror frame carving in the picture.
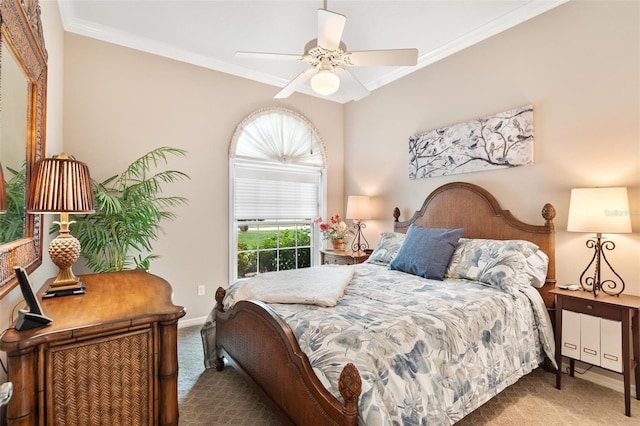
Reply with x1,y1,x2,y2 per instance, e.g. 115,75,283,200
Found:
0,0,46,298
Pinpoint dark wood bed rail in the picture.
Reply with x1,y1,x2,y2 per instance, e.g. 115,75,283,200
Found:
215,288,361,425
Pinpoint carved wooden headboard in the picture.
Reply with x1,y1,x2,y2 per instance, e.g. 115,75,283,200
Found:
393,182,556,309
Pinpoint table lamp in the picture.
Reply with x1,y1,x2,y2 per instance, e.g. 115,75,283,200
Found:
567,187,632,296
346,195,371,252
27,153,95,297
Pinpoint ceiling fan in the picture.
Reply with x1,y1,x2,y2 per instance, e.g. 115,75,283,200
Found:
236,1,418,101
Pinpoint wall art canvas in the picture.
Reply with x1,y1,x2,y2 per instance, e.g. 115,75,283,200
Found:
409,106,533,179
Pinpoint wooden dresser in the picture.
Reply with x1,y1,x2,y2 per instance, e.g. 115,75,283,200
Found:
0,270,186,426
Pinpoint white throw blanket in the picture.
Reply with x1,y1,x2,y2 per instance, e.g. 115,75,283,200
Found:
227,265,355,308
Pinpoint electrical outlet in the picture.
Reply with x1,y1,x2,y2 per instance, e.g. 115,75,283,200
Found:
197,285,205,296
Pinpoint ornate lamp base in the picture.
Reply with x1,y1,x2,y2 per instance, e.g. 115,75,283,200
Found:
578,233,625,297
350,221,370,253
45,221,85,298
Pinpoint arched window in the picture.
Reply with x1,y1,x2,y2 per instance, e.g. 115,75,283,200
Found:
229,108,327,281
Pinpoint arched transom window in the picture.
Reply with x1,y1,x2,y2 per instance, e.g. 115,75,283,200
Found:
229,108,327,281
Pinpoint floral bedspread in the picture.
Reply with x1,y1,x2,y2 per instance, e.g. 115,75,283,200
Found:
219,263,555,425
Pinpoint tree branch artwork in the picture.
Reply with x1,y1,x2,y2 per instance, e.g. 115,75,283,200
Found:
409,106,533,179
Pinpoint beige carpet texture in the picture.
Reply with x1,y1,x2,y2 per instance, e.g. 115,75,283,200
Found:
177,325,640,425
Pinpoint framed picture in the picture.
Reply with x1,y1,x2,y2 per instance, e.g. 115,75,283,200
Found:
409,106,533,179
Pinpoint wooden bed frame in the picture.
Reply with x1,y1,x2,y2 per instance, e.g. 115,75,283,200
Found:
214,181,556,425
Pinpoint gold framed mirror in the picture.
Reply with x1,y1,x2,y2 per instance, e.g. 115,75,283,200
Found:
0,0,46,298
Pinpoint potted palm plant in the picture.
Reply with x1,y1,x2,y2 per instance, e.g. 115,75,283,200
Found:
70,146,189,272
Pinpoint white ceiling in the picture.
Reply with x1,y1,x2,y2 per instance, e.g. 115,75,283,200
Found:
58,0,566,104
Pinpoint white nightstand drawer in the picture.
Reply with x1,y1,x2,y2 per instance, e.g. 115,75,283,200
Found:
600,318,622,373
561,310,581,359
580,313,601,366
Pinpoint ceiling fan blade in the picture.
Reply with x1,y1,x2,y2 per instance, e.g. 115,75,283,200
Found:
335,69,370,101
236,51,303,61
317,9,346,51
347,48,419,67
274,68,316,99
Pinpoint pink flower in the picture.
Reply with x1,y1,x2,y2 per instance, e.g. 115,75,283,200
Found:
315,213,354,241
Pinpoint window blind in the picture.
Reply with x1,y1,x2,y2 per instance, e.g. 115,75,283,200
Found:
234,162,320,220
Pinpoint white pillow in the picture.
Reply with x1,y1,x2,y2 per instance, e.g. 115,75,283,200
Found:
524,249,549,288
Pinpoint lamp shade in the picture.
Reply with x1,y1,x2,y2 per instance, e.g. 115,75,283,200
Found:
27,153,95,214
346,195,371,220
567,187,632,234
310,70,340,96
0,162,6,213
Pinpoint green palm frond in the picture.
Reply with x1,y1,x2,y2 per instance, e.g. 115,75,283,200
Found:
69,147,189,272
0,164,27,243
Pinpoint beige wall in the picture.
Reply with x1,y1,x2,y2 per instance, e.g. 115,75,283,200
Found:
61,34,344,321
0,0,62,383
345,1,640,297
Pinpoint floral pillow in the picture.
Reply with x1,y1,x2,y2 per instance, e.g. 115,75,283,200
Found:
445,238,539,295
365,232,406,266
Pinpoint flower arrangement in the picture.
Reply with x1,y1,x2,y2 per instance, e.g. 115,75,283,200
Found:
314,214,353,241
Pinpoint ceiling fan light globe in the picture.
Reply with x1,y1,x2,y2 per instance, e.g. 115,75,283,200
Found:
310,71,340,96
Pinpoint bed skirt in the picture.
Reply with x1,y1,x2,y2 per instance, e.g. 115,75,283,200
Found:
200,310,217,369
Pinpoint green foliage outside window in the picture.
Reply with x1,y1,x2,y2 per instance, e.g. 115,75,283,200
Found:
237,226,311,278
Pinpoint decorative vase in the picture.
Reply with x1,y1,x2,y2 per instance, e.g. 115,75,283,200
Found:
330,239,345,250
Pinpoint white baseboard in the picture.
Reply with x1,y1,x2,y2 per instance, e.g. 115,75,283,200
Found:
561,360,637,398
178,316,207,329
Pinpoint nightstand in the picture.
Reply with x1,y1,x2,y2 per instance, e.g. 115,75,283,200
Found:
550,288,640,417
320,249,370,265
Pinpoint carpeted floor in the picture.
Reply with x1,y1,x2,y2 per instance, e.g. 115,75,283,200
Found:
177,325,281,425
177,324,640,425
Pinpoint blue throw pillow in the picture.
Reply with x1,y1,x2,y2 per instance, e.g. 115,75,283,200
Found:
389,225,465,280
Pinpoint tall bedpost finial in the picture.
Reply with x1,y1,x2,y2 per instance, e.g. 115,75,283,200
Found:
542,203,556,224
215,287,226,312
393,207,400,223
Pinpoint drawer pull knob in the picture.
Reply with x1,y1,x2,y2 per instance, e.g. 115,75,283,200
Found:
586,305,593,310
